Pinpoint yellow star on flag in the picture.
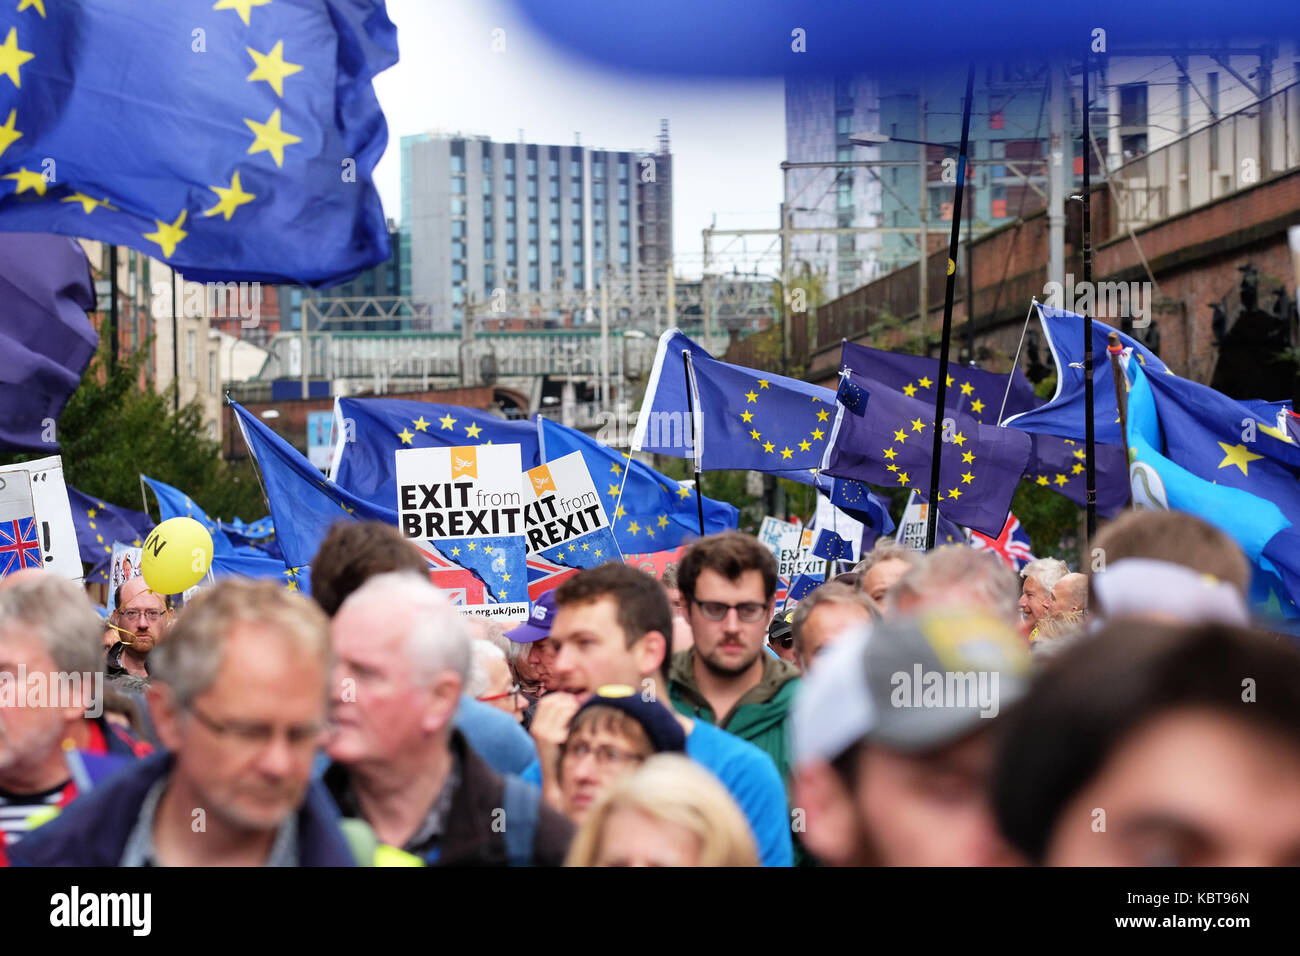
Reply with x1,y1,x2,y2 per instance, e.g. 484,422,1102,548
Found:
896,472,909,485
594,549,603,558
627,521,641,535
214,0,271,27
948,487,962,499
1054,474,1069,486
1217,442,1263,476
607,484,620,497
762,441,775,453
501,572,510,582
902,383,917,397
883,447,897,460
1071,463,1084,475
945,375,955,387
450,546,460,557
657,515,669,529
484,545,494,554
951,432,966,447
758,379,770,389
970,399,985,414
816,409,830,422
780,447,793,459
917,376,932,389
961,472,974,484
749,428,761,440
397,428,414,445
412,416,429,432
911,418,926,433
3,166,45,195
744,390,758,403
614,504,626,519
246,40,303,97
887,464,898,472
1035,475,1049,486
467,542,476,550
0,27,34,87
62,192,115,214
245,108,302,168
740,410,753,423
203,170,256,220
438,413,456,430
0,108,21,158
676,486,690,499
811,428,825,441
611,462,622,475
17,0,44,16
961,451,975,463
960,382,974,396
645,527,655,539
1073,449,1086,460
893,428,907,443
465,423,482,439
799,440,811,452
143,209,189,258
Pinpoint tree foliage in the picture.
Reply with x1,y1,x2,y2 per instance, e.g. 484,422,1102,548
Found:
0,346,265,521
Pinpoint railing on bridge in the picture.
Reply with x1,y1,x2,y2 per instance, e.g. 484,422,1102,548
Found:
1107,81,1300,234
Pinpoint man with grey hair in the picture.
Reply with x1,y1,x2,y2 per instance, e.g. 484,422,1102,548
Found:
0,575,151,856
9,578,354,866
790,582,879,671
1018,557,1070,640
323,572,573,865
854,538,923,606
889,546,1023,628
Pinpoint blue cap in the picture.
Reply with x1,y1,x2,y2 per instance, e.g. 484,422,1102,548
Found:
573,685,687,754
506,589,558,644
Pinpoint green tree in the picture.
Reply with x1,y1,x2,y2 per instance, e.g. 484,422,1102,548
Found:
0,346,265,521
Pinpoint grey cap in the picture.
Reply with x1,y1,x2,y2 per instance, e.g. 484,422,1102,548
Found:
794,607,1032,764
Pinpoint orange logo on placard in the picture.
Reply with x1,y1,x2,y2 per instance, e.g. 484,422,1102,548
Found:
451,446,478,480
528,464,556,495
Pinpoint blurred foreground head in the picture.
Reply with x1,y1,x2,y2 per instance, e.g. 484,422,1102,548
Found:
310,521,428,618
793,606,1032,866
888,546,1021,629
993,620,1300,866
148,579,331,832
565,753,757,867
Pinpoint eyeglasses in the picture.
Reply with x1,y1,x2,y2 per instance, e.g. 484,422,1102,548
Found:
188,704,322,753
117,608,166,623
477,683,522,703
560,740,645,769
693,599,768,623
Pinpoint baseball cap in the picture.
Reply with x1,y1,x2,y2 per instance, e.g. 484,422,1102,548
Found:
768,608,796,647
794,607,1032,763
506,590,558,644
573,684,687,754
1091,558,1250,626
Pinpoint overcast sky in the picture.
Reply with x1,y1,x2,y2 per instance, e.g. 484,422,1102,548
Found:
371,0,787,279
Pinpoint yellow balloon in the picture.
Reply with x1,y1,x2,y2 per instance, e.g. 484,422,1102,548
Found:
141,517,214,595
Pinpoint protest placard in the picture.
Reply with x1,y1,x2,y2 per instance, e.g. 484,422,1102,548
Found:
108,543,143,610
523,451,621,569
396,443,529,621
0,456,81,582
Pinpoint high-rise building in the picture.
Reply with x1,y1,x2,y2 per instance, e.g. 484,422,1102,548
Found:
400,126,673,330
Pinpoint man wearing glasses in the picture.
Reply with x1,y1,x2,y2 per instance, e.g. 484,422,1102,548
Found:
668,532,801,791
105,577,172,684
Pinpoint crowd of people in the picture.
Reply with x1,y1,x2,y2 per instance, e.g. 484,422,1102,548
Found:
1,507,1298,867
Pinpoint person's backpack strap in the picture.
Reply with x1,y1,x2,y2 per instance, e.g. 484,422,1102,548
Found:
501,773,540,867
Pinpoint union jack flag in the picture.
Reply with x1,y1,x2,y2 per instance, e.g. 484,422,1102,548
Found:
969,514,1035,571
526,553,579,602
0,516,43,577
414,543,485,606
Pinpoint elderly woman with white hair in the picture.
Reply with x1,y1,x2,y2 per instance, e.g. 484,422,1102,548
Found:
1017,557,1070,641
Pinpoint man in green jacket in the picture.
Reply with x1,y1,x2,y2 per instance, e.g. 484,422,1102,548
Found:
667,532,801,788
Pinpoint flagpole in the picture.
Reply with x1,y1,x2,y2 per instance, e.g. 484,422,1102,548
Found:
925,64,976,551
1082,50,1097,541
998,300,1038,426
682,350,705,536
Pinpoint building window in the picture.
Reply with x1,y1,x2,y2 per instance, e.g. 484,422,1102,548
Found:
529,265,539,290
451,154,465,174
483,177,492,195
617,162,628,181
527,157,537,176
570,159,581,178
594,181,605,200
592,162,603,179
483,244,494,261
451,197,466,215
452,286,464,305
550,222,560,241
207,421,217,441
506,220,516,241
619,245,630,265
528,200,538,219
484,264,495,289
836,111,853,135
1119,83,1148,128
506,178,515,198
618,182,628,201
618,224,629,243
551,244,561,264
528,244,538,263
482,154,492,175
527,178,537,198
483,198,492,217
549,200,560,220
571,180,581,200
505,156,515,176
618,203,628,221
451,220,465,238
452,262,465,281
484,220,493,241
528,221,538,241
452,241,465,259
451,176,465,194
549,179,559,199
572,244,582,264
548,158,558,177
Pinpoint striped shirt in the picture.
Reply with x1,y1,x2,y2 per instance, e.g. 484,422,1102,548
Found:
0,781,67,843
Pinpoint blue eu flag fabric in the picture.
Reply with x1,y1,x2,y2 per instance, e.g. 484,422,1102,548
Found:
332,397,540,509
141,475,242,555
1126,361,1300,618
0,0,397,285
67,486,152,567
810,528,851,562
824,370,1032,537
840,340,1128,516
0,233,96,452
231,400,395,569
211,551,311,596
1003,304,1166,445
633,329,837,473
818,474,896,539
539,417,737,554
786,574,823,603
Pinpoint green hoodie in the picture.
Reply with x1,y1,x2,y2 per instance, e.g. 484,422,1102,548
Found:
667,648,801,788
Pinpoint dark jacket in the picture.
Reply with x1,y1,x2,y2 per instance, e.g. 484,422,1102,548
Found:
324,729,574,866
8,751,356,867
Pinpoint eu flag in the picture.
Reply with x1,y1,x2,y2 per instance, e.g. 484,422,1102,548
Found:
538,417,737,554
0,233,96,452
230,400,394,569
67,486,152,566
633,329,836,473
211,551,311,596
331,397,540,508
141,475,239,554
1126,361,1300,617
0,0,397,285
1002,304,1166,444
824,370,1032,537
